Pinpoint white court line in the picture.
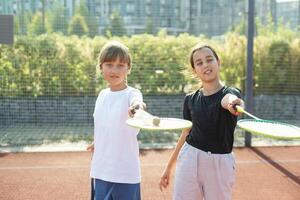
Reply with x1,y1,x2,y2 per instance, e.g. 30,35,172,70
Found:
142,160,300,166
0,165,88,170
236,159,300,164
0,160,299,170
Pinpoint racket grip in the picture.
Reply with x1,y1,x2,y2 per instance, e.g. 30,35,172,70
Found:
233,105,244,113
130,104,140,115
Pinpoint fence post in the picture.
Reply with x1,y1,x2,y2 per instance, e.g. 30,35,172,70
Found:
245,0,255,147
0,15,14,45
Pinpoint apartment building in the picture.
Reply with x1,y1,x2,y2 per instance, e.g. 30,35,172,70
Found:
0,0,299,36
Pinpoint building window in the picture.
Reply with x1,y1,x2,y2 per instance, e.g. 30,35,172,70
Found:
126,4,134,13
111,5,120,12
146,6,151,15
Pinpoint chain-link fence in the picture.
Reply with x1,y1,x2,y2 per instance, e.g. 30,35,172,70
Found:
1,0,300,149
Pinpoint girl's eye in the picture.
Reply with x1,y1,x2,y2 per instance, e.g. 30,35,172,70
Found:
196,62,202,66
207,59,213,63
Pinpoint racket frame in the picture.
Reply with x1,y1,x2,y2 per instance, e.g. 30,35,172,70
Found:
126,117,192,130
237,119,300,140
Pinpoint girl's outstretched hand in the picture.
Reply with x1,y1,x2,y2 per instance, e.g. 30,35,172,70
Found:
159,168,171,191
222,93,244,116
228,98,244,116
128,102,147,117
86,143,94,153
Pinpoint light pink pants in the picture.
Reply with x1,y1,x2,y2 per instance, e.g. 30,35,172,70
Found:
173,143,235,200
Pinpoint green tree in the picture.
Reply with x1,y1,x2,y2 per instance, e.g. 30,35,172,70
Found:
86,15,99,37
68,15,89,36
15,11,33,35
75,0,89,17
256,41,292,94
28,12,50,35
75,0,99,37
14,16,20,35
231,14,246,35
48,2,68,34
108,11,126,36
144,17,156,34
219,33,246,91
256,13,275,36
19,0,26,34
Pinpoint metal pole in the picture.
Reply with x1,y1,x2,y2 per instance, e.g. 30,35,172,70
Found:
0,15,14,45
245,0,255,147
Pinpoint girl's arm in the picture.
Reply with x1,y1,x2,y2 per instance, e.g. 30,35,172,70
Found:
128,100,147,117
159,128,190,191
221,93,244,116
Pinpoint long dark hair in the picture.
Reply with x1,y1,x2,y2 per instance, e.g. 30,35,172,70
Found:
189,44,219,69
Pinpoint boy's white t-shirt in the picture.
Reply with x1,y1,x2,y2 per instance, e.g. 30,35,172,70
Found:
90,86,142,184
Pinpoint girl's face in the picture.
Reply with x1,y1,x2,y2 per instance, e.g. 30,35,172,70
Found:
101,57,130,91
192,47,220,83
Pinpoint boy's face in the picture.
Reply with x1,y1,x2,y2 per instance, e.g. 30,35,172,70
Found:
101,57,130,91
192,47,220,83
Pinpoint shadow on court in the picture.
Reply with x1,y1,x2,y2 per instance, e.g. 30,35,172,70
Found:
0,146,299,200
250,147,300,186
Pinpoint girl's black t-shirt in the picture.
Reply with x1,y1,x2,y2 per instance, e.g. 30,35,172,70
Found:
183,86,242,154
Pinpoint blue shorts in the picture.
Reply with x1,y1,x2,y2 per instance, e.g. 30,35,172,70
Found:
91,178,141,200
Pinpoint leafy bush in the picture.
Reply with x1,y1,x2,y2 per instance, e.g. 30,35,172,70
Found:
1,32,299,97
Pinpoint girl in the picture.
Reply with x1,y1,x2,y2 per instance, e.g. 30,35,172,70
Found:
159,44,244,200
88,41,146,200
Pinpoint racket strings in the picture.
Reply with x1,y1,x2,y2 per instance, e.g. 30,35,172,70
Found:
237,119,300,139
127,118,192,130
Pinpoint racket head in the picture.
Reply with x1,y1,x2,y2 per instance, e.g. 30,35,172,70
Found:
126,117,192,130
237,119,300,139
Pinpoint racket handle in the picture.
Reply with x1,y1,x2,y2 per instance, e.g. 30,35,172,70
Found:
130,104,140,115
130,103,147,115
235,105,244,113
234,105,260,120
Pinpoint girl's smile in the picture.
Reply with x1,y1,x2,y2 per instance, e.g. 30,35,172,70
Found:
192,47,220,83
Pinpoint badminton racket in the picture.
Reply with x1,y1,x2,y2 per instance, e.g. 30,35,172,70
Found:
235,105,300,139
126,109,192,130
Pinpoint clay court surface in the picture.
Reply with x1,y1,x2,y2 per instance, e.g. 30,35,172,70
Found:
0,146,300,200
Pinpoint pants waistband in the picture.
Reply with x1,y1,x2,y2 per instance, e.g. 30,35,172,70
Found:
185,142,232,155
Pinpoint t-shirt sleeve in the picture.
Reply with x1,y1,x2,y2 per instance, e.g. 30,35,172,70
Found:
227,87,242,99
93,90,103,118
129,89,143,106
183,95,192,121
